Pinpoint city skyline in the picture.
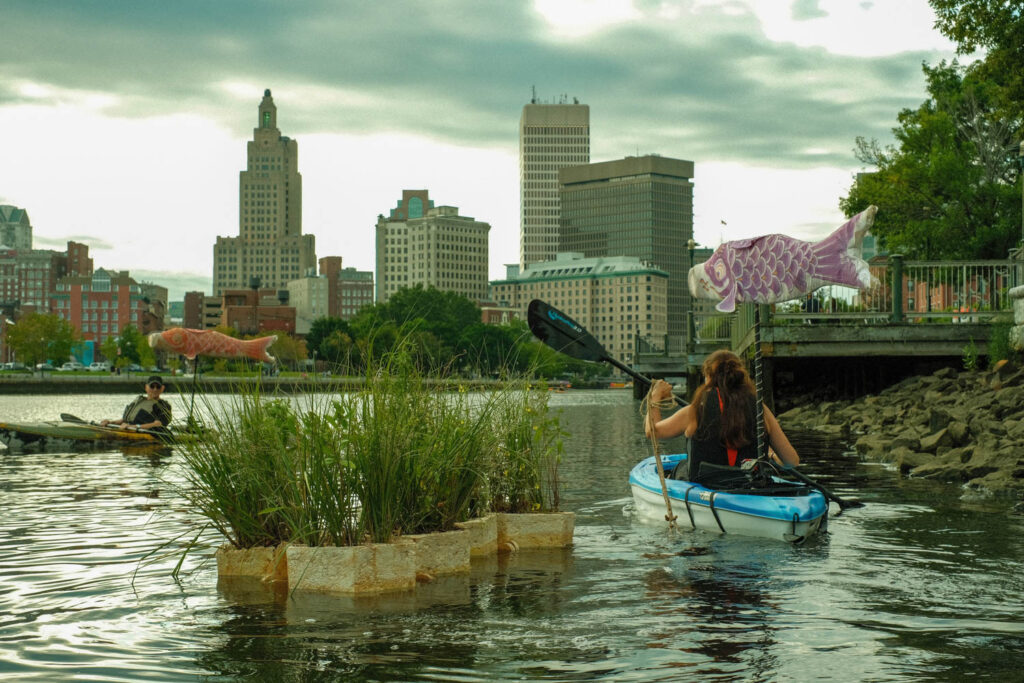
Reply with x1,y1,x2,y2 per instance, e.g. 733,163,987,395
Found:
1,1,958,301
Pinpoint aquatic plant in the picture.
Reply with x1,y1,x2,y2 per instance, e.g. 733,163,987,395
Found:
172,344,564,551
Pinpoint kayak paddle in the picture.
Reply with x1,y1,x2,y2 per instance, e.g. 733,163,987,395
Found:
526,298,864,512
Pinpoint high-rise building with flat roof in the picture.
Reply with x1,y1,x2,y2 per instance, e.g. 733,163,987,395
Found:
213,89,316,295
519,99,589,269
376,191,489,302
559,155,694,341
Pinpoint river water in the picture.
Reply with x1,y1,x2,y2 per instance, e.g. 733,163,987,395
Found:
1,390,1023,681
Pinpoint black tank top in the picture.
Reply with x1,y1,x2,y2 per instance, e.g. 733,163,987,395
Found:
688,390,758,484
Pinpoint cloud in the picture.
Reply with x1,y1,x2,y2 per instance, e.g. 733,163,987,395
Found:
33,234,114,250
1,0,951,168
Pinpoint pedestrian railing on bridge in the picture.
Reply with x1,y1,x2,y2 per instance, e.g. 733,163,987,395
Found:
635,257,1022,359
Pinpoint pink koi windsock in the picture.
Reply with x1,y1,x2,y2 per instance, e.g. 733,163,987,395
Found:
148,328,276,363
689,206,878,313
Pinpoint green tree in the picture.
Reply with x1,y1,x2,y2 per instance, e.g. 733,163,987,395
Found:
840,61,1021,259
116,325,146,364
458,322,522,375
306,316,351,360
261,331,306,370
930,0,1024,119
6,313,80,370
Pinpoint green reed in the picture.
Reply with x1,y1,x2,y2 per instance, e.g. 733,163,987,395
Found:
173,345,563,551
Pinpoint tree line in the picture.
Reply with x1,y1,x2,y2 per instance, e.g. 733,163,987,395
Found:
841,1,1024,260
4,286,608,381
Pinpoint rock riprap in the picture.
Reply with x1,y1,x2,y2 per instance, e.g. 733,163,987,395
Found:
777,364,1024,496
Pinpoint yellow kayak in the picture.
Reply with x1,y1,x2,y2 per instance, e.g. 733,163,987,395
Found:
0,419,170,451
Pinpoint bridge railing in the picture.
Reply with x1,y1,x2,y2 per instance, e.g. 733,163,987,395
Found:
771,257,1020,324
636,257,1021,359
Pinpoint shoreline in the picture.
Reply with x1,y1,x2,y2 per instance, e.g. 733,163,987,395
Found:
0,374,618,395
778,364,1024,498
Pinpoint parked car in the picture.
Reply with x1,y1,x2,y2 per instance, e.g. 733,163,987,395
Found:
126,363,143,372
58,361,85,372
2,362,27,371
88,361,112,372
35,362,55,371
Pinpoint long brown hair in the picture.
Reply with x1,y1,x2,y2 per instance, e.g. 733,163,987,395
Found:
691,350,756,448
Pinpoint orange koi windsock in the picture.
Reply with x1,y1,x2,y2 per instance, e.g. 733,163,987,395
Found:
148,328,276,363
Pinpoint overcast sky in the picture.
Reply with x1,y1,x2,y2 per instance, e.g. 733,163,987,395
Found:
0,0,957,301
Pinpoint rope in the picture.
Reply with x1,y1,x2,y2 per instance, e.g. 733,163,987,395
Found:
753,304,768,462
643,387,678,530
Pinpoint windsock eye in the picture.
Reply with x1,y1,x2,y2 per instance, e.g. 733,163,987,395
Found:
713,261,727,283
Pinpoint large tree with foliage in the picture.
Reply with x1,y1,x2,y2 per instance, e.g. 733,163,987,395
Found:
930,0,1024,119
6,313,80,370
840,61,1021,259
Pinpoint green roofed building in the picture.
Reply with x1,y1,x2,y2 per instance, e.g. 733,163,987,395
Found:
490,252,668,366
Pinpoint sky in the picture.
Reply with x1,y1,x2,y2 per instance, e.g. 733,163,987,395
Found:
0,0,959,301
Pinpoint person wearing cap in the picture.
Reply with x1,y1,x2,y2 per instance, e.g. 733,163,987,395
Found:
100,376,172,432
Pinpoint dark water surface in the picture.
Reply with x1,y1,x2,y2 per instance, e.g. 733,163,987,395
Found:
2,391,1023,681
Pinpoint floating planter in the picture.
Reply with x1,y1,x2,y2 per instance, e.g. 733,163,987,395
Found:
286,543,418,594
404,529,471,576
453,514,497,556
215,544,287,582
497,512,575,550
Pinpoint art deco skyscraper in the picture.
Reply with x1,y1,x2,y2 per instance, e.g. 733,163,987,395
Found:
518,98,589,269
213,89,316,295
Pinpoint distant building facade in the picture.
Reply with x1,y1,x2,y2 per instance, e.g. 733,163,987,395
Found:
286,275,329,335
213,89,316,295
52,269,149,345
0,241,91,314
336,267,374,319
138,282,168,334
559,155,694,339
220,288,295,335
490,252,669,366
0,205,32,251
519,99,589,269
376,191,489,302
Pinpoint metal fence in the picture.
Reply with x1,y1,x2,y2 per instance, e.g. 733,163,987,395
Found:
635,257,1022,358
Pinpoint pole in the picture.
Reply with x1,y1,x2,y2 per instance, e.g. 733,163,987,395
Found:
753,304,767,461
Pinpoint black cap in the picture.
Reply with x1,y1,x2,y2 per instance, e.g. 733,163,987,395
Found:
147,375,164,386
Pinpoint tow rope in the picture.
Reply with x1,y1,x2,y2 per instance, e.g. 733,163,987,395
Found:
643,387,678,530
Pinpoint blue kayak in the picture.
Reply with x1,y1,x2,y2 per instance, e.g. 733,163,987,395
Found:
629,453,828,543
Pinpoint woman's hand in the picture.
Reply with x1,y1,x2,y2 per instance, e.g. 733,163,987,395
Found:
649,379,674,403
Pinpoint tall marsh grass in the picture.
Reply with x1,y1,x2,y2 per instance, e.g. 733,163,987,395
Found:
174,347,564,549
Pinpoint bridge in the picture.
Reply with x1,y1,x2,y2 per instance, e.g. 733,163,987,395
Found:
633,256,1023,401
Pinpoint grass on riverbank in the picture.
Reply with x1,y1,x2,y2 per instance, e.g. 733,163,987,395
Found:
173,345,564,549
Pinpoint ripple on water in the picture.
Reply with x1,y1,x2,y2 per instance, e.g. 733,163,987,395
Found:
2,391,1024,680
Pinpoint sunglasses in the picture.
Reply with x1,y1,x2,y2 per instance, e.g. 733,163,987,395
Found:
148,382,164,390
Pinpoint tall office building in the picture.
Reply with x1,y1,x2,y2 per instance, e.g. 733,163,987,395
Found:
559,155,694,340
213,89,316,295
376,190,489,302
519,98,589,269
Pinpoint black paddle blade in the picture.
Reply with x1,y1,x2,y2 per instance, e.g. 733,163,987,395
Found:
527,299,609,363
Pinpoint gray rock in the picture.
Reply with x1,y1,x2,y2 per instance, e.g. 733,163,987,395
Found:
920,428,954,453
891,429,921,451
947,421,970,446
893,448,933,474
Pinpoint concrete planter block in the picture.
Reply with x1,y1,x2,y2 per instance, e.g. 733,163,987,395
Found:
286,543,417,594
454,514,498,556
1009,325,1024,352
497,511,575,549
405,529,470,576
215,544,287,582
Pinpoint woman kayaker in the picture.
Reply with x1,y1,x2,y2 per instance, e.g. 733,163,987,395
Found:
644,350,798,485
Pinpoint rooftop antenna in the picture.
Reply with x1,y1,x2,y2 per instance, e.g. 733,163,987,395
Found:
531,85,537,104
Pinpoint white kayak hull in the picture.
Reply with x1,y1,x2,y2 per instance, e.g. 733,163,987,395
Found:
630,454,828,543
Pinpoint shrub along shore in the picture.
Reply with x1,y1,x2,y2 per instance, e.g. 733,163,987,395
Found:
777,363,1024,498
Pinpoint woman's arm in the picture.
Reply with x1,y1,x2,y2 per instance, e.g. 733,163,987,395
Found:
645,380,694,440
764,405,799,466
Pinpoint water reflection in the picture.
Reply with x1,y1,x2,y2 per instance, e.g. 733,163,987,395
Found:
3,390,1024,680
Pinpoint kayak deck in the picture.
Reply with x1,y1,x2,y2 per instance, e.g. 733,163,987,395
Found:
629,453,828,543
0,420,168,451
